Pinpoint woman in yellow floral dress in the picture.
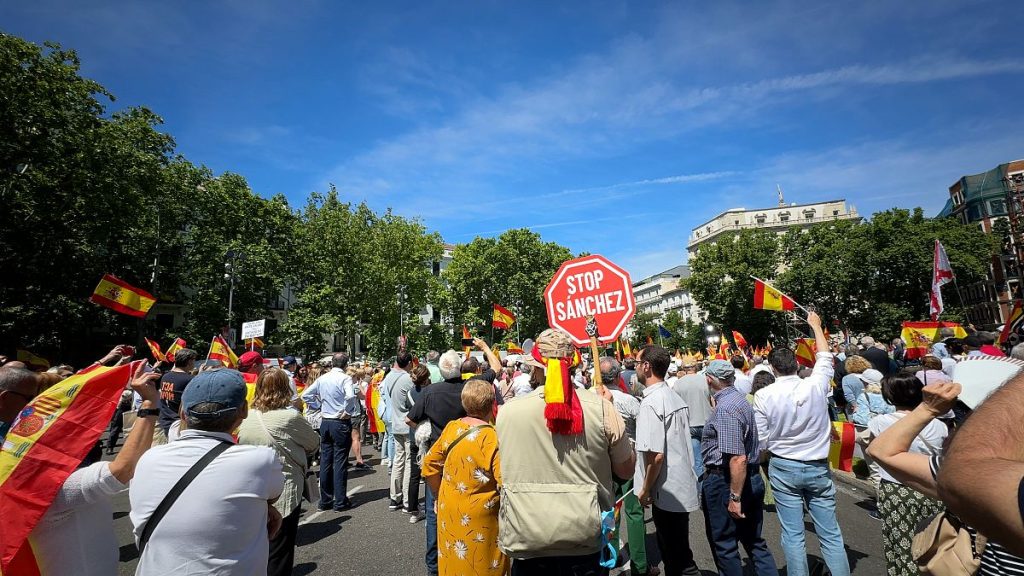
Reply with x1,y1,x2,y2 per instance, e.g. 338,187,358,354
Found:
422,379,508,576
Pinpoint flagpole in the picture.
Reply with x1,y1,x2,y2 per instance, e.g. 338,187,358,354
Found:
751,275,811,315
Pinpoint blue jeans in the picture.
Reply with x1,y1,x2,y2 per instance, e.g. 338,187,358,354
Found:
701,470,778,576
424,484,438,574
768,458,849,576
319,418,353,509
690,427,704,481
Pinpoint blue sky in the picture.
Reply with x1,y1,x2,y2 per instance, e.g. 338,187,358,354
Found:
3,0,1022,280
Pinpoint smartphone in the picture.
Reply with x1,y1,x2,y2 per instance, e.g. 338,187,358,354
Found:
461,338,475,347
121,345,136,357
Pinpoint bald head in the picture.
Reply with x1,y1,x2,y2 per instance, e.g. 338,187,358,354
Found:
0,367,40,423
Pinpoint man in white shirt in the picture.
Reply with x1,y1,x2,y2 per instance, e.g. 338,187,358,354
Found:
753,311,849,576
301,352,358,511
731,356,753,395
635,345,701,576
130,368,285,575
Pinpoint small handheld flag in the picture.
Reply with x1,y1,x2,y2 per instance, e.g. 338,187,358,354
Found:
144,338,166,362
492,304,516,329
462,326,472,358
506,342,525,354
732,331,749,350
165,338,186,362
751,277,801,313
89,274,156,318
209,335,239,368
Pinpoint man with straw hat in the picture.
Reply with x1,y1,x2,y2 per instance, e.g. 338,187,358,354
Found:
496,328,635,575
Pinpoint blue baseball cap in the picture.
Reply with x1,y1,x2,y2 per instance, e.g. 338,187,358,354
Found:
181,369,247,420
282,355,298,366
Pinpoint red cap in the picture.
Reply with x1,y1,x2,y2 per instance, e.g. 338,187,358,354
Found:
239,351,264,369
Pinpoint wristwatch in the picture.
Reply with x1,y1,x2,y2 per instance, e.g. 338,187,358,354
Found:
137,408,160,418
729,492,742,503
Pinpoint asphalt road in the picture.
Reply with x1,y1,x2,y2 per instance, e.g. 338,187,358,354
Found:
112,442,885,575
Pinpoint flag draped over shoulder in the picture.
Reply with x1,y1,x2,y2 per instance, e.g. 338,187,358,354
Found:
0,361,137,575
492,305,515,329
209,335,238,368
89,274,155,318
752,278,796,311
901,321,968,359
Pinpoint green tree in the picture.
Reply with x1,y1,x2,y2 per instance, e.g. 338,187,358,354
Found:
626,311,660,348
436,229,573,344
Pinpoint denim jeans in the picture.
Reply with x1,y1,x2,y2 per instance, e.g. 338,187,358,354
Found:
424,484,438,575
690,426,704,494
701,471,778,576
319,418,353,510
767,458,849,576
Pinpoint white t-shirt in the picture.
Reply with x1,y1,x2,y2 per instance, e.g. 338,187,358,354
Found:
511,373,533,397
130,429,285,576
868,412,948,484
31,462,126,576
734,372,753,395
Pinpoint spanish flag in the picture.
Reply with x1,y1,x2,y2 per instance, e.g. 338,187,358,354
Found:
901,321,969,359
828,421,856,473
165,338,186,362
209,335,239,368
621,338,632,358
89,274,156,318
507,342,525,354
752,277,796,312
462,326,472,358
144,338,166,363
1,361,137,575
365,379,386,434
492,304,515,330
731,331,749,350
245,337,265,350
795,338,816,368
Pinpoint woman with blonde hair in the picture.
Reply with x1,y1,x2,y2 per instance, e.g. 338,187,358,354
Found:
422,379,507,576
238,368,320,576
842,354,872,417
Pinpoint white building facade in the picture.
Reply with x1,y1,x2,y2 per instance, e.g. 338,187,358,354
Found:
631,265,701,324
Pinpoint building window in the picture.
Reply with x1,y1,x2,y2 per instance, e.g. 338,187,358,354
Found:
779,212,790,223
990,199,1007,216
833,210,839,216
803,209,816,219
755,214,766,224
967,204,983,221
734,219,739,226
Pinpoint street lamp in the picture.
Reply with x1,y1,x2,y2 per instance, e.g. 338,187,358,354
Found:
225,250,245,344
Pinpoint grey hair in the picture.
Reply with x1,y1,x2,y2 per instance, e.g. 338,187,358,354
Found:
427,350,440,363
438,350,462,380
1011,343,1024,361
332,352,349,369
599,356,621,382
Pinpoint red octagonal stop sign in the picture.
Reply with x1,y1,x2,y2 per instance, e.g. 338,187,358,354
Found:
543,255,636,347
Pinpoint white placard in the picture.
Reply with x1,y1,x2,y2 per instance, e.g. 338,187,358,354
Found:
241,319,265,340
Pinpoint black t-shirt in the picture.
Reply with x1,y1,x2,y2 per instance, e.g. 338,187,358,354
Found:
861,347,892,376
158,370,193,433
408,378,466,446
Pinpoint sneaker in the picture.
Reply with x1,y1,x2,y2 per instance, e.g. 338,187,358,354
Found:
388,499,403,511
402,508,418,514
354,462,371,470
381,459,391,467
334,501,353,512
409,513,423,524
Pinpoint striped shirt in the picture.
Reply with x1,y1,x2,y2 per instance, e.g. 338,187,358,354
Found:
929,454,1024,575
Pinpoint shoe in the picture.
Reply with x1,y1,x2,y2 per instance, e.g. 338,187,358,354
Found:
409,513,423,524
388,499,403,511
381,459,391,467
317,503,334,511
402,508,418,514
354,462,371,470
334,501,353,511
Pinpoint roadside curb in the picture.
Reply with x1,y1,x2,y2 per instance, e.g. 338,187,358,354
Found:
832,469,876,496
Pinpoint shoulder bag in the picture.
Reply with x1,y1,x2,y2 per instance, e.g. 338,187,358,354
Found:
912,510,986,575
137,441,231,554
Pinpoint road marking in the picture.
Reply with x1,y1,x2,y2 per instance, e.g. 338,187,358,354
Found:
298,484,365,526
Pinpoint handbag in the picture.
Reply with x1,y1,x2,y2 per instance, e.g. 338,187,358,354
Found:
254,411,319,503
912,510,986,575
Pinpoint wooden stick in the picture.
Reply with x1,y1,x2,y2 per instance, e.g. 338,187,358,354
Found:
585,315,604,394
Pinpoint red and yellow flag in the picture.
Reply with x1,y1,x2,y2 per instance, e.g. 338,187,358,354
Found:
901,321,969,360
492,304,516,330
164,338,186,361
15,350,49,371
144,338,166,363
209,335,239,368
999,302,1024,345
89,274,155,318
462,326,472,358
795,338,816,368
245,337,265,350
1,361,137,575
731,331,749,350
752,278,796,312
506,342,525,354
829,421,856,473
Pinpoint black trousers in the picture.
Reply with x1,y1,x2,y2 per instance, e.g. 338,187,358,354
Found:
268,505,302,576
406,438,421,512
106,406,125,451
652,506,700,576
511,552,606,576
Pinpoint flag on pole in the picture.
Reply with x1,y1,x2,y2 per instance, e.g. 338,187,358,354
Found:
164,338,186,362
492,304,516,329
506,342,525,354
0,361,137,575
209,335,239,368
658,325,672,339
245,337,265,350
999,301,1024,345
731,331,749,350
795,338,816,368
752,277,797,312
620,338,633,358
144,338,166,362
89,274,156,318
901,321,969,359
931,240,955,321
462,326,473,358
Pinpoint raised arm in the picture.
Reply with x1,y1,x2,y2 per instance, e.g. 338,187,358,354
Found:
474,338,502,373
938,373,1024,555
109,365,162,483
867,381,959,499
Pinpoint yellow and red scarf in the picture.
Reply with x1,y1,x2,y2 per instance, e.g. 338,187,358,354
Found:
531,345,583,435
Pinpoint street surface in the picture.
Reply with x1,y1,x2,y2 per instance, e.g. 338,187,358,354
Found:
112,441,884,575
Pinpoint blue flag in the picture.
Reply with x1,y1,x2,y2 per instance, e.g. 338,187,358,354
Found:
658,325,672,338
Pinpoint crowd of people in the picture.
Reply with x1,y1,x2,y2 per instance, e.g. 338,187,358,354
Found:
3,311,1024,576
